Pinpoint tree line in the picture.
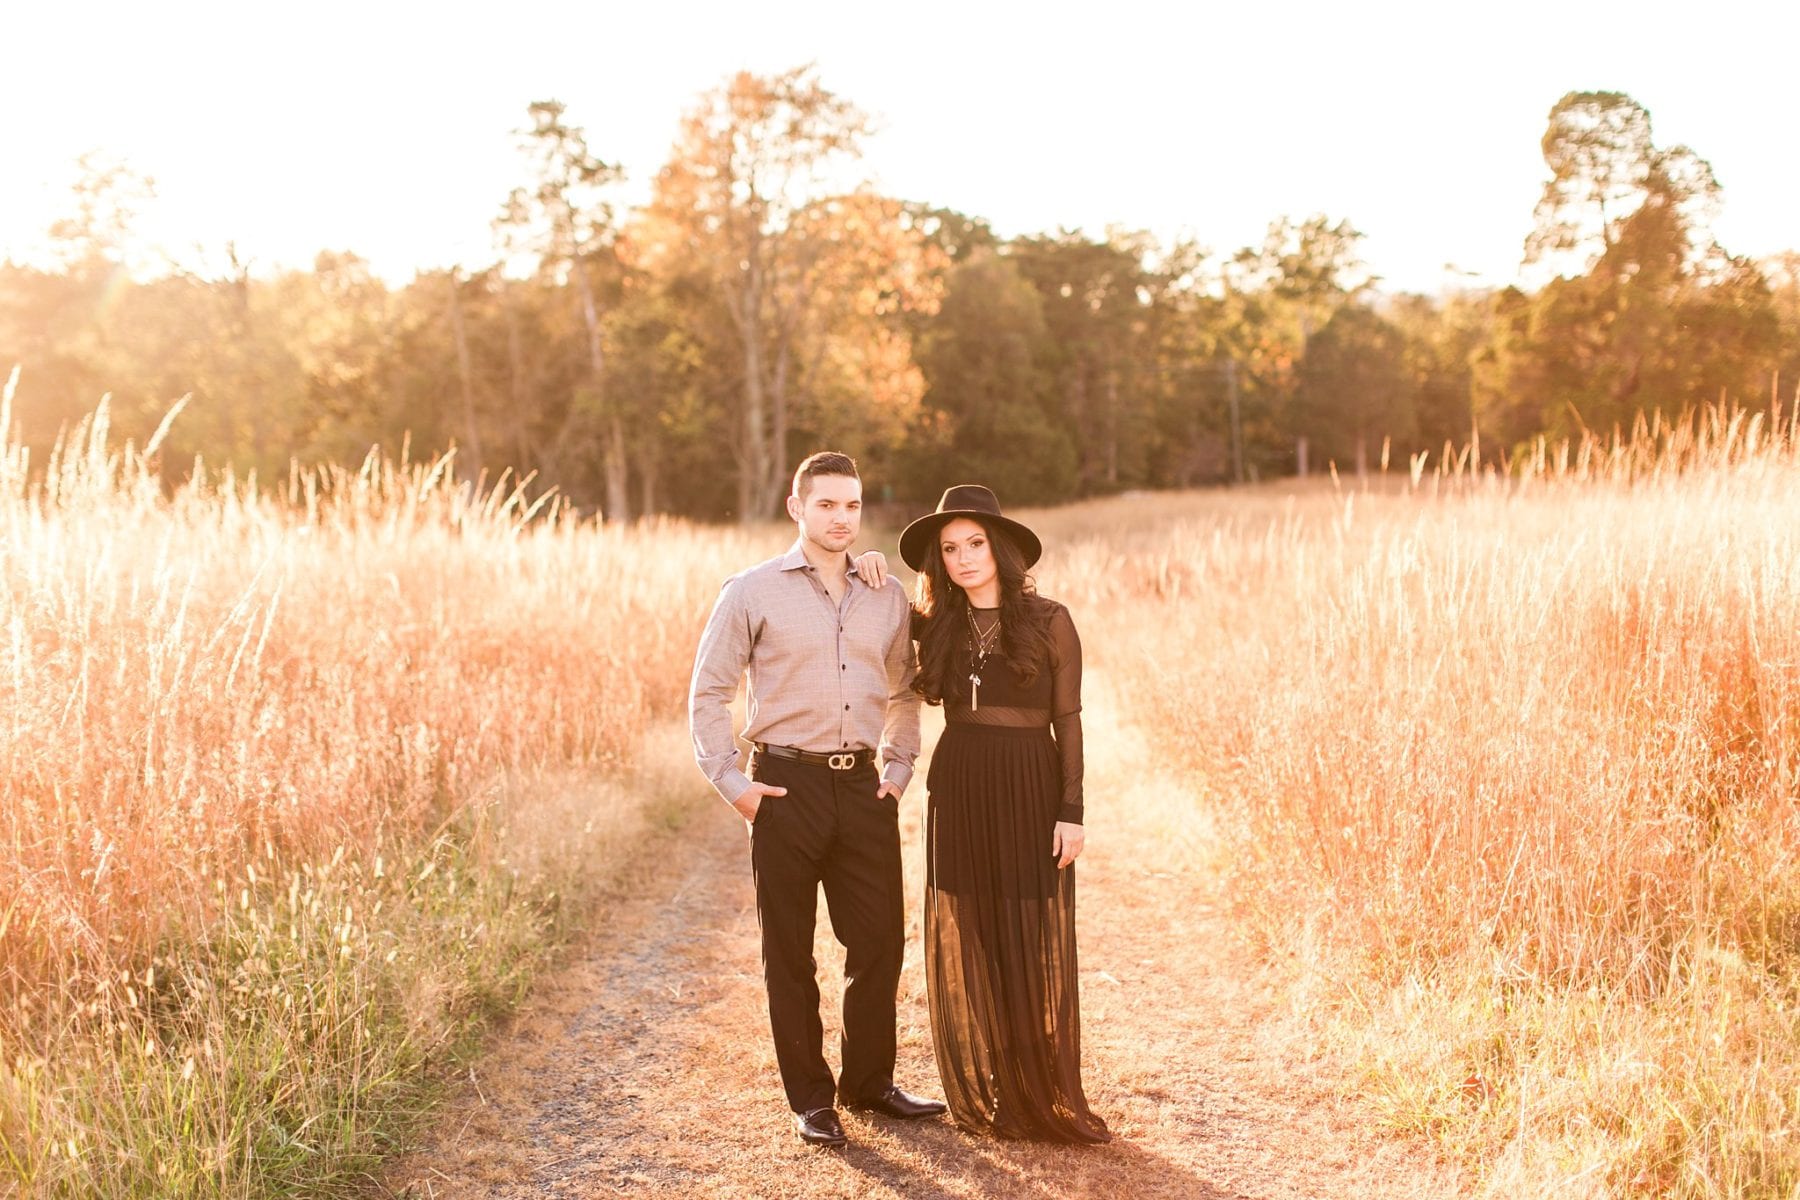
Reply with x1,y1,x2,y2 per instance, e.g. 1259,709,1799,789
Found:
3,75,1797,521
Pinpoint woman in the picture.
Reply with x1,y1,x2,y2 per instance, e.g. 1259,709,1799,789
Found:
862,484,1109,1143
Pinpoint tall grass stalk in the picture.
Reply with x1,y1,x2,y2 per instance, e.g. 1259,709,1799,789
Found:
0,391,750,1195
1042,404,1800,1197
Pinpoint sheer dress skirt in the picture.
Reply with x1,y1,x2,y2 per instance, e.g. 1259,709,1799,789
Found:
924,718,1111,1143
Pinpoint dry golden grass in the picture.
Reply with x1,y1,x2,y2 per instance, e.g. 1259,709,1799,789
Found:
8,370,1800,1198
0,375,765,1196
1033,406,1800,1198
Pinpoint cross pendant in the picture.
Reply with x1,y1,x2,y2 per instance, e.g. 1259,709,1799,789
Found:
969,673,981,711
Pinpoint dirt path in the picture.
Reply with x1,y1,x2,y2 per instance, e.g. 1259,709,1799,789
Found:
379,677,1465,1199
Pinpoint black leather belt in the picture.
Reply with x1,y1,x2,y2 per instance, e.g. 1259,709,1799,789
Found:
753,743,874,771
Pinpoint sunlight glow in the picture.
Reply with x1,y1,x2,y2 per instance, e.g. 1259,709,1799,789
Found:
1,0,1795,293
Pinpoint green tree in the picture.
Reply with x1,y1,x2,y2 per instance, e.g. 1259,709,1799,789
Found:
1484,91,1782,438
1220,215,1371,474
1293,303,1412,475
1766,252,1800,402
497,100,633,518
909,252,1076,504
0,157,158,456
1526,91,1717,276
597,280,721,517
1010,231,1155,492
1138,238,1235,486
1388,290,1482,458
71,245,313,481
904,204,999,273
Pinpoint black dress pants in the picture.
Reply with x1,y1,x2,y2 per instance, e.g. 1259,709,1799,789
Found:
748,751,904,1114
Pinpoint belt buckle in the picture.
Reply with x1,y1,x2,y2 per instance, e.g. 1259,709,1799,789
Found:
827,752,856,771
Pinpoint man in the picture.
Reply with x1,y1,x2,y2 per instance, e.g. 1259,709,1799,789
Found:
689,451,947,1148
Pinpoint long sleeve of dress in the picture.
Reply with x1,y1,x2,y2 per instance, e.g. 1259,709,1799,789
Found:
1048,604,1085,824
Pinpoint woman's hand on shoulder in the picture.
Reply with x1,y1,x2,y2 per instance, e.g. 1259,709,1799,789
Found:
1052,821,1085,868
853,549,890,588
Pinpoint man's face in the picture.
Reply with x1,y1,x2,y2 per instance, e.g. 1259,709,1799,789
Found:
787,473,862,555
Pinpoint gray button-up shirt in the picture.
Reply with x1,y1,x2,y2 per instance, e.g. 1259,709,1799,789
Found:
689,539,921,806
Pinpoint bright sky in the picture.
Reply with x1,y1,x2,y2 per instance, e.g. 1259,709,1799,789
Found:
4,0,1795,297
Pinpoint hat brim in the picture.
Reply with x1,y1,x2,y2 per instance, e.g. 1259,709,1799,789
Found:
898,509,1043,571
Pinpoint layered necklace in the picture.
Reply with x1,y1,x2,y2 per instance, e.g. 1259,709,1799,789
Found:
966,606,1002,711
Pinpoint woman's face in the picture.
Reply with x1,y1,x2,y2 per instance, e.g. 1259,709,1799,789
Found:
938,517,997,597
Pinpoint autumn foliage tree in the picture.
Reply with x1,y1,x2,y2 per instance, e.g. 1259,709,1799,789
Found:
2,81,1794,514
643,66,880,521
1477,90,1784,439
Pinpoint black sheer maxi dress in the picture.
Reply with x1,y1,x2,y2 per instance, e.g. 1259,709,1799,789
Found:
923,600,1110,1143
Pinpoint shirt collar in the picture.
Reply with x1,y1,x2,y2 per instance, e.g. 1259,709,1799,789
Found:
781,538,863,586
779,539,810,571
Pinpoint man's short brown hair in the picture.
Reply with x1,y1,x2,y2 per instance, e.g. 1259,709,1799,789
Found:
792,451,860,500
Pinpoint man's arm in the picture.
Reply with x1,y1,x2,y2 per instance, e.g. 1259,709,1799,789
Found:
877,589,921,797
689,578,757,806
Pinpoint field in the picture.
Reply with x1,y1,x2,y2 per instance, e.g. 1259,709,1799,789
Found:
3,388,1799,1197
1050,417,1800,1196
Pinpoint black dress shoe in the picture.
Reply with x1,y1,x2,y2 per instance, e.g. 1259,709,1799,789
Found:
848,1084,949,1120
795,1106,848,1147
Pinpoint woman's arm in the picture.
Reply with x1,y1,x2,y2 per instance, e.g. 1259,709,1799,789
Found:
1048,603,1086,865
852,549,890,588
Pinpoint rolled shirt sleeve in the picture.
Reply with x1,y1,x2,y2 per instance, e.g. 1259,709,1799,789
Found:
689,577,755,805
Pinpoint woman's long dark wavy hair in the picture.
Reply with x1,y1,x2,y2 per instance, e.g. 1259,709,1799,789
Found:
911,516,1055,705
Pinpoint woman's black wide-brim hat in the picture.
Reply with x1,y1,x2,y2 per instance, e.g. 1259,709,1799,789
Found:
898,484,1043,571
